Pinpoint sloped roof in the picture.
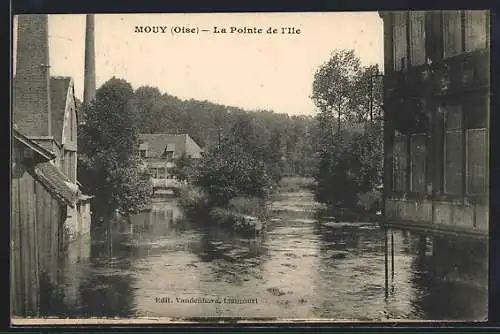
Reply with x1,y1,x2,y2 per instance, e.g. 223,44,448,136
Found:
50,76,73,144
33,162,78,206
12,128,56,162
138,133,202,158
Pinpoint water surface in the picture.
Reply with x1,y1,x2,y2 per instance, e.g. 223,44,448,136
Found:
41,190,488,321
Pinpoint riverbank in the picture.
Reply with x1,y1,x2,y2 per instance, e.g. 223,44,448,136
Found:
177,183,273,236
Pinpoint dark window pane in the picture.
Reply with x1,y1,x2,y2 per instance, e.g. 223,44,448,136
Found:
467,129,488,195
445,131,463,194
393,135,408,192
411,134,426,193
393,12,408,71
465,98,488,129
445,105,463,130
443,11,463,58
410,11,426,66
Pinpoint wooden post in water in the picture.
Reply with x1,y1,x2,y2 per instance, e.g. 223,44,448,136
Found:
384,227,389,299
391,232,395,280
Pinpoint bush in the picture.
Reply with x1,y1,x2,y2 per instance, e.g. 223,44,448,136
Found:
208,207,264,235
314,122,382,215
178,185,210,216
194,143,273,206
227,196,269,220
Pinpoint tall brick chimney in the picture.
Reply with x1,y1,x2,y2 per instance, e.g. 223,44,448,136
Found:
83,14,96,105
13,14,52,137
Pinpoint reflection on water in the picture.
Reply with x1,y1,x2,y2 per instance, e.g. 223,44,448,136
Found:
38,192,488,320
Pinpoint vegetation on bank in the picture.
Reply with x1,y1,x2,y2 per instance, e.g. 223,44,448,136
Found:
311,50,384,220
77,78,152,219
174,113,279,234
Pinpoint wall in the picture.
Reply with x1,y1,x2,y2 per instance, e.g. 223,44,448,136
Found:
11,156,40,316
11,140,67,316
63,201,91,246
386,198,488,234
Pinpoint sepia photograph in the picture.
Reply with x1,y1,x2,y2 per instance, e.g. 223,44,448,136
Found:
11,11,489,324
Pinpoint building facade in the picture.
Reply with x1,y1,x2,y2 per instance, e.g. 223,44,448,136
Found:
13,15,92,245
11,14,94,316
379,11,489,236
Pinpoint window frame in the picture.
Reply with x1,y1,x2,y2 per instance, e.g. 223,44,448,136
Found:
165,150,175,160
442,10,464,59
464,10,489,53
392,132,409,194
409,132,427,194
465,128,488,196
409,11,426,67
443,104,464,196
393,11,409,72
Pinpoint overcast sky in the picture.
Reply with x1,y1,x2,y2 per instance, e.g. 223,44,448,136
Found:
13,13,383,116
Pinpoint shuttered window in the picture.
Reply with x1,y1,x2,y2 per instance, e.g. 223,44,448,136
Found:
410,133,426,193
466,129,487,195
464,10,488,52
443,11,463,58
393,12,408,71
444,105,463,195
409,11,426,66
393,134,408,193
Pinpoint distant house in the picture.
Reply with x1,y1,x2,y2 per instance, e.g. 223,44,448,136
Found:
138,133,203,181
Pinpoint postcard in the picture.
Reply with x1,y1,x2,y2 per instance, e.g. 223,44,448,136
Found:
11,11,489,324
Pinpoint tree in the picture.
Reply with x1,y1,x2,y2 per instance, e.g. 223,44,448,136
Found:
349,64,384,122
171,153,195,182
311,49,360,133
194,115,274,206
131,86,164,133
78,77,152,218
311,50,384,216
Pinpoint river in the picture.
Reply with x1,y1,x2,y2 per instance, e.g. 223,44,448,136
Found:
40,188,488,321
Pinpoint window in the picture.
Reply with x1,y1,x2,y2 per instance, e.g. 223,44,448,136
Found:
150,167,166,179
70,151,76,181
409,11,426,66
464,10,488,52
410,133,426,193
466,129,487,195
444,105,463,194
64,151,71,177
393,12,408,71
165,151,174,160
139,150,147,158
443,11,463,58
393,134,408,193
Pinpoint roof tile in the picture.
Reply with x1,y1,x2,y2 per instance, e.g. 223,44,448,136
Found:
34,162,78,206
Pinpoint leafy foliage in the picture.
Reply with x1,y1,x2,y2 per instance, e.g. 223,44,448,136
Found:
78,77,152,218
170,153,196,182
194,114,275,207
311,50,384,216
